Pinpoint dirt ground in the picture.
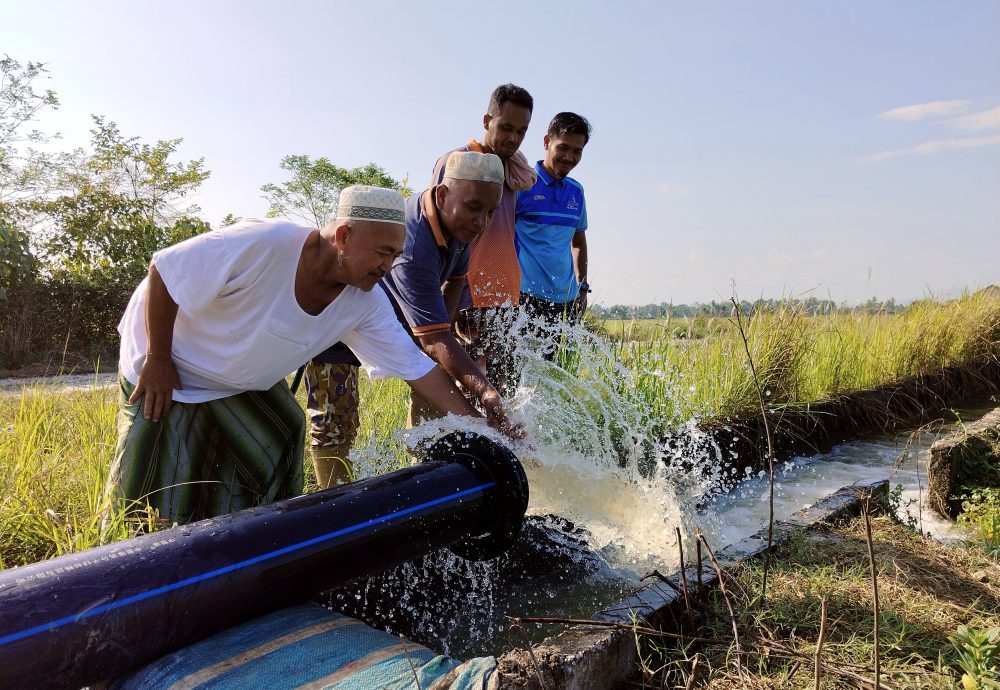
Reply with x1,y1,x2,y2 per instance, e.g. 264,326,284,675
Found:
0,372,116,396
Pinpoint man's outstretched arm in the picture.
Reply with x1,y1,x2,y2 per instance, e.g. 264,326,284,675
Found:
406,365,480,418
417,330,518,432
130,263,182,422
407,339,525,441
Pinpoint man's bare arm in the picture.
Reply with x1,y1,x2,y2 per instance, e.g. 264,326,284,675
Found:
442,276,466,323
416,330,523,438
572,231,589,314
130,263,182,422
407,363,525,440
406,365,481,418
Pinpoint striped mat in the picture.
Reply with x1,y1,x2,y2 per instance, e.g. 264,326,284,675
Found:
110,603,497,689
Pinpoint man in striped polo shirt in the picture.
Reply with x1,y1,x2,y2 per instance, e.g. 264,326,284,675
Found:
515,112,592,359
386,152,521,434
432,84,535,397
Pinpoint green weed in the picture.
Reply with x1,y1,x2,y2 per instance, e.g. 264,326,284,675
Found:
949,625,1000,689
958,488,1000,556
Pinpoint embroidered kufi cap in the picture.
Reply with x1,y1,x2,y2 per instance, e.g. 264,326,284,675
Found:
443,151,504,186
335,185,406,225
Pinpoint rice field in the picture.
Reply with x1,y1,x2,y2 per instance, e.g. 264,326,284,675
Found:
603,290,1000,423
1,291,998,568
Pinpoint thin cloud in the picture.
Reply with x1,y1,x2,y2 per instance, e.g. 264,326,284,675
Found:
859,133,1000,162
877,99,970,121
950,105,1000,131
655,180,690,199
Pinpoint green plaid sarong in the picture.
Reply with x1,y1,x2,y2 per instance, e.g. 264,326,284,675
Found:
105,374,305,525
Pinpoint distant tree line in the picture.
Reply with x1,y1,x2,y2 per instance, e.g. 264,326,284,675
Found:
590,296,907,320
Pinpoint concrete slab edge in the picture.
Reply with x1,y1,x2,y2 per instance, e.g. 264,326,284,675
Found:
927,407,1000,518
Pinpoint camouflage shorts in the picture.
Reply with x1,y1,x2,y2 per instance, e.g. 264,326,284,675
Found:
304,362,360,448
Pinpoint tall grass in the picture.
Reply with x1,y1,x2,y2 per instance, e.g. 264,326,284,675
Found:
610,290,1000,424
2,291,998,568
0,376,410,568
0,382,121,568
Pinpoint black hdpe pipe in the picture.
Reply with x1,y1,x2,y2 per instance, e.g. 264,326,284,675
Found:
0,432,527,690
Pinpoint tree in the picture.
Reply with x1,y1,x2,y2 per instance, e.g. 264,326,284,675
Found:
32,116,210,284
0,221,35,301
260,155,408,228
0,57,215,366
0,56,61,305
0,55,60,204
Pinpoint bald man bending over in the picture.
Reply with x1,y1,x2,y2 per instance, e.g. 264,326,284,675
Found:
106,186,502,525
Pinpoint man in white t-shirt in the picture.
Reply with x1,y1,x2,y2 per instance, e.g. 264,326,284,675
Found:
106,185,520,525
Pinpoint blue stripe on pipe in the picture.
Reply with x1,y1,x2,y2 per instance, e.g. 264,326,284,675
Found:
0,481,495,647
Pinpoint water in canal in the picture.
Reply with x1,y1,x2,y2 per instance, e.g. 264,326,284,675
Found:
333,316,982,658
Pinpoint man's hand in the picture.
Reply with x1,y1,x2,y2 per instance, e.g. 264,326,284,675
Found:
130,354,181,422
135,263,182,421
416,331,526,440
408,367,527,441
479,388,527,440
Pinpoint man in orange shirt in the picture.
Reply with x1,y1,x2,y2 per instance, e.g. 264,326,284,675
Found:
431,84,535,397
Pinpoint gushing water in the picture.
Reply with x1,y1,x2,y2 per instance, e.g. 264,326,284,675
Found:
504,311,723,570
336,312,979,656
336,312,725,655
360,311,724,572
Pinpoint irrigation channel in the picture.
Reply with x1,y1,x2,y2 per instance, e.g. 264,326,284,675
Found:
319,315,988,659
2,315,987,668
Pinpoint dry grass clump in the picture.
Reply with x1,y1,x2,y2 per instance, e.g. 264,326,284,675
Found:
639,516,1000,689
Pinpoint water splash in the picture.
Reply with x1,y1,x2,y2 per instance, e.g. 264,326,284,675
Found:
336,311,727,656
505,310,725,569
334,315,990,656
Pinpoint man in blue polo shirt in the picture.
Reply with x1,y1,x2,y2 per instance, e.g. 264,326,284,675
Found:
383,151,520,434
515,112,592,358
304,152,522,488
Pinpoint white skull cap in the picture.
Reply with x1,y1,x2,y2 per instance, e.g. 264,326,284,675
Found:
443,151,504,185
335,185,406,224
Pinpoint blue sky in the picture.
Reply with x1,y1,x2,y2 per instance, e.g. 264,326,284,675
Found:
3,1,998,305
